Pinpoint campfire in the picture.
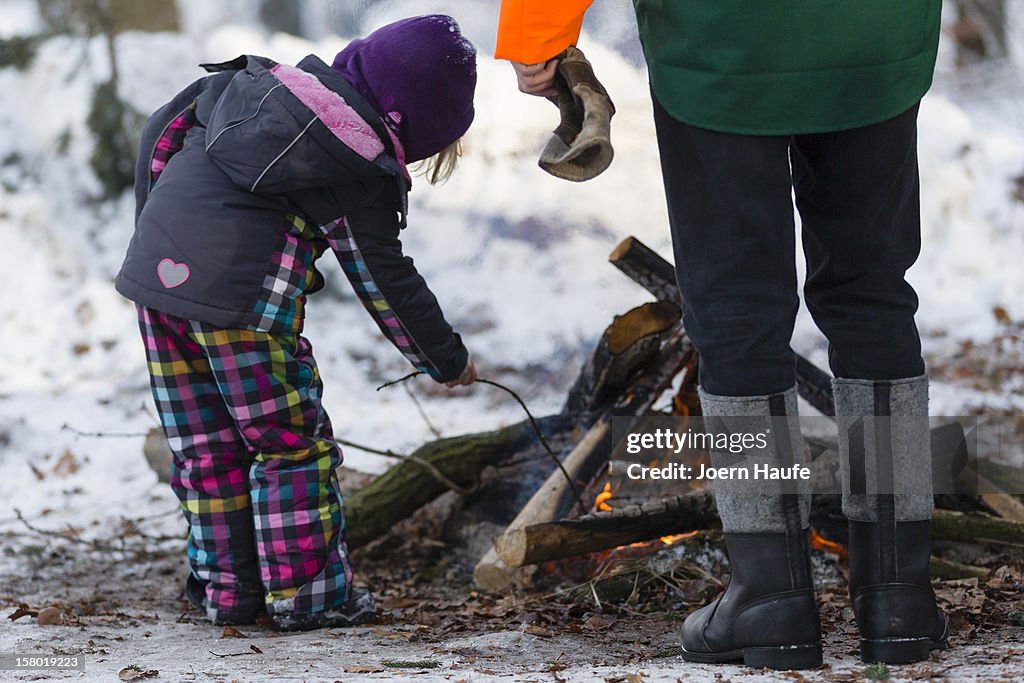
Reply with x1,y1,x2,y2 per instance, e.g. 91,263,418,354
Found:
462,237,982,591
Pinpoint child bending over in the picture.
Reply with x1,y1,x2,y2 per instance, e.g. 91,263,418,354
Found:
116,15,478,631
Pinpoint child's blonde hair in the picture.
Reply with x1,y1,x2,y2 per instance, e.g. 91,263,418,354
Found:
415,139,463,185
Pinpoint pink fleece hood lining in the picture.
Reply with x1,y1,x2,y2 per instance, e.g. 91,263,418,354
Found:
270,63,409,181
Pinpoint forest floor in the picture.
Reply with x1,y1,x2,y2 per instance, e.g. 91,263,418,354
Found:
3,318,1024,683
2,490,1023,683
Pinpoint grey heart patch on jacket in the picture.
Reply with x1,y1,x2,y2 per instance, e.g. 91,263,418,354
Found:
157,258,190,288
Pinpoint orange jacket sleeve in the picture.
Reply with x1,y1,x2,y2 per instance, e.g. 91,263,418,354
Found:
494,0,594,64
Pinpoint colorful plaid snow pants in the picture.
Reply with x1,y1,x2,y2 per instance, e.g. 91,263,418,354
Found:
138,305,353,623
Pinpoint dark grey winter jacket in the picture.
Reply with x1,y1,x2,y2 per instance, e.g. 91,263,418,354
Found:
115,55,467,382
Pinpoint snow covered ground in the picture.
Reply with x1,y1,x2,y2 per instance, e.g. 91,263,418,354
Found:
1,1,1022,517
1,1,1023,680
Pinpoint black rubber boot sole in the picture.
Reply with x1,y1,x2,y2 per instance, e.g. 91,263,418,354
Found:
860,619,949,664
680,643,822,670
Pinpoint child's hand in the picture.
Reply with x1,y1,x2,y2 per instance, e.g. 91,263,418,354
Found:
446,354,478,387
512,60,560,98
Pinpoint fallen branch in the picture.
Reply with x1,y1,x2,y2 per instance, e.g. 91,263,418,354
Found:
12,508,181,550
335,438,474,496
344,416,569,549
62,424,148,438
931,509,1024,547
965,459,1024,522
928,556,990,580
14,508,93,547
208,648,260,658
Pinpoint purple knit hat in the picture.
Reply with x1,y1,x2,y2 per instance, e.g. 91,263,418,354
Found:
332,15,477,163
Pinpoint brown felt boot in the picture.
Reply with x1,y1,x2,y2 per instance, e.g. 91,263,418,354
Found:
539,46,615,182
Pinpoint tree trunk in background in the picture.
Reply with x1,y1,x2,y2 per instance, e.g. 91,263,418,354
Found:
954,0,1008,63
37,0,180,34
35,0,169,198
35,0,76,33
107,0,180,33
259,0,303,37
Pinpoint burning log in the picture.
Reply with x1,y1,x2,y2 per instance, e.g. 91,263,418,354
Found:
608,236,836,417
485,491,1023,576
493,492,719,567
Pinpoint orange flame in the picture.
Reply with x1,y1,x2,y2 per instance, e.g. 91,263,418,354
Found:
672,396,690,417
659,531,699,545
591,474,700,551
809,528,847,561
594,481,614,512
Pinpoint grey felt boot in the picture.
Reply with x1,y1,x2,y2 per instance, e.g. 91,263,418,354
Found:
679,387,822,670
834,375,948,664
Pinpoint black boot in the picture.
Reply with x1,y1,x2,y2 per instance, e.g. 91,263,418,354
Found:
679,531,823,670
849,519,948,663
833,375,949,663
684,388,822,670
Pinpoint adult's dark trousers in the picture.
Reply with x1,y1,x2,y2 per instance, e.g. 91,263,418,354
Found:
652,97,926,396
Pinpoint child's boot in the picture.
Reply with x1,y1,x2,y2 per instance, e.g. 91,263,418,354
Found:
835,375,948,663
268,586,377,632
184,572,263,625
679,388,822,670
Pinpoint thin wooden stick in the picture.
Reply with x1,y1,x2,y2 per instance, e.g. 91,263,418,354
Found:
334,438,474,496
376,373,585,509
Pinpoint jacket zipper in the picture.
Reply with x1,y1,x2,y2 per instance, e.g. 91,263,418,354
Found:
205,84,283,152
250,116,316,192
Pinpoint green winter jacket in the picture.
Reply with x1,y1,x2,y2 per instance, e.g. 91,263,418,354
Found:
633,0,942,134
